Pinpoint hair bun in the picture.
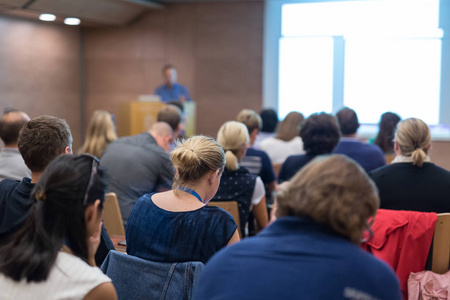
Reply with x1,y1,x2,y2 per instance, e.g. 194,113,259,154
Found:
170,136,225,188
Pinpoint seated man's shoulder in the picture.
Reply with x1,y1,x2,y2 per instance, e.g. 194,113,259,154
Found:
363,142,384,154
245,148,266,158
0,179,22,192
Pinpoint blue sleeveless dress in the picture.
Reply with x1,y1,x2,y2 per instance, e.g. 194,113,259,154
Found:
126,193,237,264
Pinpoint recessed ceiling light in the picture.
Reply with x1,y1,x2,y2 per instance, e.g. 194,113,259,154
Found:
64,18,81,26
39,14,56,22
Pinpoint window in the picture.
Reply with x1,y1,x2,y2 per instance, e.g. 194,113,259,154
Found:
276,0,443,125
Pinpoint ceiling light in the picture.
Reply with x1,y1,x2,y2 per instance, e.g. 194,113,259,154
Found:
39,14,56,22
64,18,81,26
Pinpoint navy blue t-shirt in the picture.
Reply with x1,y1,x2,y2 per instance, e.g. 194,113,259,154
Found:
195,217,401,300
333,139,386,173
126,193,237,264
240,148,275,184
278,154,315,183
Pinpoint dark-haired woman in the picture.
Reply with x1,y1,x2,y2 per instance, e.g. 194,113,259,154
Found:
374,112,401,154
0,155,117,300
278,113,341,183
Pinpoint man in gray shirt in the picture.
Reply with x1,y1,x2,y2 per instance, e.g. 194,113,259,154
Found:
0,111,31,181
100,122,175,225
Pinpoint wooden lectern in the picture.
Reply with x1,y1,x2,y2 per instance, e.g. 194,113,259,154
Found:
118,101,196,138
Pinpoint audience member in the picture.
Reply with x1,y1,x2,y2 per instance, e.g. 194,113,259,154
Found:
195,155,401,300
157,104,183,139
0,115,72,240
259,111,305,164
0,115,114,265
236,109,276,205
155,64,191,102
0,110,31,181
333,107,386,172
126,136,239,264
100,122,174,225
278,113,340,183
374,112,401,154
212,121,268,237
253,109,278,149
370,118,450,213
0,155,117,300
78,110,117,158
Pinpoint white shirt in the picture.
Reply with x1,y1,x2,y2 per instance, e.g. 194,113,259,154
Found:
251,176,265,206
0,148,31,181
259,136,305,164
0,252,111,300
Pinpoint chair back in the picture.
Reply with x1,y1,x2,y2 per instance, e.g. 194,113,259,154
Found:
432,213,450,274
103,193,125,236
101,250,204,300
272,163,282,177
208,201,241,235
361,209,437,298
385,154,396,164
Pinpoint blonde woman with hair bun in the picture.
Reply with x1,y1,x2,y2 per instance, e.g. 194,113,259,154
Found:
212,121,269,237
370,118,450,213
126,135,240,264
79,110,117,158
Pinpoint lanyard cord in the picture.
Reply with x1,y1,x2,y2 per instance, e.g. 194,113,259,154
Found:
177,186,202,203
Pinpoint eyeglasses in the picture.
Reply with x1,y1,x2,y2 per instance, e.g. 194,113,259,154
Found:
81,154,100,205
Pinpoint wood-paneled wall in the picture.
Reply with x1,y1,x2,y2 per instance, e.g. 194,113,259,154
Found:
3,2,450,172
84,2,264,137
0,16,81,149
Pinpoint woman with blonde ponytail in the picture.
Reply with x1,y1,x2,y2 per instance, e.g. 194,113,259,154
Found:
213,121,269,237
370,118,450,213
126,136,240,264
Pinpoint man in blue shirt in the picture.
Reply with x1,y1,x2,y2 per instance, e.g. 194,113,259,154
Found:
154,64,191,102
333,107,386,173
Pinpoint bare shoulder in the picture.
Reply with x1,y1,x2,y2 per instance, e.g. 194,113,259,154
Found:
83,282,117,300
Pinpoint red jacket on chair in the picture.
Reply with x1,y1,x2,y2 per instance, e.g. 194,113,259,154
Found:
362,209,437,299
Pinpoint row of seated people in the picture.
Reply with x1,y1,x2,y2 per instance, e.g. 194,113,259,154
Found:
0,105,450,299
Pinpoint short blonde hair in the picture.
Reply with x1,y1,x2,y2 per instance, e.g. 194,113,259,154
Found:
276,155,379,244
236,109,262,134
217,121,249,171
171,136,225,192
79,110,117,158
395,118,430,167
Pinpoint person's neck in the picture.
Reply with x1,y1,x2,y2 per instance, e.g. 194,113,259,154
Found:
342,133,357,138
4,143,18,149
31,172,42,183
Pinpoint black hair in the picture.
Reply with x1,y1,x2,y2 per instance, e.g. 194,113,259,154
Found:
300,113,341,156
336,107,359,135
0,154,106,282
260,109,279,133
374,112,401,153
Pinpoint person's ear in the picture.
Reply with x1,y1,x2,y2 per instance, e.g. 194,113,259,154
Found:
85,200,102,235
64,146,72,154
208,169,220,184
394,140,401,155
